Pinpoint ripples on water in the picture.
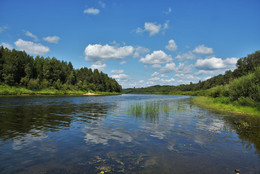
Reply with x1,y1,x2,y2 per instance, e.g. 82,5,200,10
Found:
0,94,259,173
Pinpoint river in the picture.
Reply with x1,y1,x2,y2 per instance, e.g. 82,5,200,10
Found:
0,94,259,173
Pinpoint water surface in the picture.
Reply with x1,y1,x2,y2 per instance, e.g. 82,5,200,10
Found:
0,94,259,173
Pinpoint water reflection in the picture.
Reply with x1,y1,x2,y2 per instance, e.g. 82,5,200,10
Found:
0,95,260,173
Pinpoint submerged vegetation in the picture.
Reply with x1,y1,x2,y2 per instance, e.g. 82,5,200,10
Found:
124,51,260,115
0,46,122,95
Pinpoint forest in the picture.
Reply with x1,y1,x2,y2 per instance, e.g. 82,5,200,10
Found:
124,51,260,110
0,46,122,93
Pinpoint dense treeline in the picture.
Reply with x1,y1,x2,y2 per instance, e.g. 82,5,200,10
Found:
0,46,122,92
124,51,260,109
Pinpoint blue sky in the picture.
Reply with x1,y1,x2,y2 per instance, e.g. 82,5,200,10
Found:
1,0,259,88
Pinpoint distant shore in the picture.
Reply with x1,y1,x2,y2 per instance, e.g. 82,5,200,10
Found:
0,85,121,96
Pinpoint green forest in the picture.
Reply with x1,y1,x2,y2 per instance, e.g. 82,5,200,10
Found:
124,51,260,114
0,46,122,94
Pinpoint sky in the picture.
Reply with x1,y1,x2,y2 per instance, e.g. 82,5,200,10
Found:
0,0,260,88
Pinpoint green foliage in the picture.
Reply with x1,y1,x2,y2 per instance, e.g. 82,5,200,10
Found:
27,79,39,90
0,46,122,94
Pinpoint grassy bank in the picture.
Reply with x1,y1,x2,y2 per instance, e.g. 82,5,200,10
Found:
192,96,260,116
0,85,121,96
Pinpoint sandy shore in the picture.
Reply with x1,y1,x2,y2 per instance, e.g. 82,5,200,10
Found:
83,92,98,96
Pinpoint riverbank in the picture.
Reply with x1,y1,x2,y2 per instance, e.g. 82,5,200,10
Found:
192,96,260,116
0,85,121,96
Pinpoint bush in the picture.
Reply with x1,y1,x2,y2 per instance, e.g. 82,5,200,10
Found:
27,79,39,90
229,73,257,101
207,85,224,98
236,97,255,107
40,79,49,89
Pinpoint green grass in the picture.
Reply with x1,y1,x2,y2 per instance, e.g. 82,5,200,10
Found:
0,84,121,96
192,96,260,116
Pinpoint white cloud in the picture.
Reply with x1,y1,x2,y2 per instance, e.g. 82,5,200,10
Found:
160,63,176,73
111,69,124,74
145,22,161,36
1,42,13,50
43,36,60,44
84,8,100,15
140,50,172,64
149,77,175,84
175,51,196,60
151,72,159,77
134,46,150,58
166,39,177,51
175,63,193,74
136,21,169,36
120,61,127,65
14,39,50,55
193,45,213,54
175,74,200,81
195,70,221,75
195,57,227,70
111,74,129,81
90,61,106,72
85,44,134,62
25,31,39,41
224,57,238,65
152,64,162,69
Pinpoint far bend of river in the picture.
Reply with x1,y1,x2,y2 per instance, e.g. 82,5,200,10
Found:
0,94,260,174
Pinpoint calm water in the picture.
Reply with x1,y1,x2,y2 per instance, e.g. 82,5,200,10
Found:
0,94,259,174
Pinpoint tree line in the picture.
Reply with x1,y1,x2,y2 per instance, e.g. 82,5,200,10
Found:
0,46,122,92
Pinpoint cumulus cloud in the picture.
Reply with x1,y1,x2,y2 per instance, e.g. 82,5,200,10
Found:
151,72,159,77
195,57,225,70
90,61,106,71
149,77,175,84
85,44,134,62
1,42,13,50
136,21,169,36
193,45,213,54
175,51,196,60
112,74,129,81
133,46,150,58
84,8,100,15
175,63,193,74
43,36,60,44
160,63,176,73
111,69,124,74
25,31,39,41
175,74,200,81
14,39,50,55
140,50,172,65
166,39,177,51
195,57,238,70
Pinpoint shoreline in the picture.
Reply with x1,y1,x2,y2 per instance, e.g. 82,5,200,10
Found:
192,96,260,117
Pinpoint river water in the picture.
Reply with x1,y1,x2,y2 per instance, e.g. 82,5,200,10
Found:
0,94,259,173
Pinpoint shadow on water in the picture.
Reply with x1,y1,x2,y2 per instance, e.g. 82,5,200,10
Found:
0,97,113,142
220,115,260,155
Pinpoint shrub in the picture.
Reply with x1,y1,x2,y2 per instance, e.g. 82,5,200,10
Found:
27,79,39,90
236,97,255,107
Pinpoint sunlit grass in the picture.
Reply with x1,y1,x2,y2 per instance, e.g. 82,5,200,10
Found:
0,84,120,96
193,96,260,116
